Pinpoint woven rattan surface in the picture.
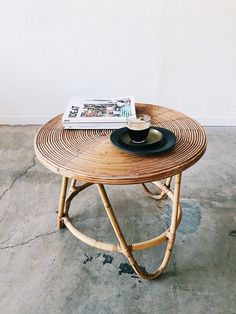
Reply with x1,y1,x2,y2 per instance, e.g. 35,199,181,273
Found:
34,103,207,184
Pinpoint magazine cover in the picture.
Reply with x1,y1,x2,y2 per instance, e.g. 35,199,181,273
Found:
63,96,136,125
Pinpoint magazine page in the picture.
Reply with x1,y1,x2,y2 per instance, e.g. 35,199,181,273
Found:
63,122,127,129
63,96,135,124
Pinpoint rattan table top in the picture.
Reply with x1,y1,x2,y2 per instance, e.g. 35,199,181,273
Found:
34,103,207,184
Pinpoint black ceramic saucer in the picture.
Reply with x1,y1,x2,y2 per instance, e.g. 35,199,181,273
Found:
110,127,176,155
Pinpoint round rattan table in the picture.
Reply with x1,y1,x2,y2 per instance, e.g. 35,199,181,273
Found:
34,103,207,280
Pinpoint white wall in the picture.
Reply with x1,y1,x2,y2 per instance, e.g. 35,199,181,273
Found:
0,0,235,126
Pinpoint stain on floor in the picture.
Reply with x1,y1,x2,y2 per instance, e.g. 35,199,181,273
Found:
118,263,148,276
102,253,113,265
229,230,236,237
163,199,201,234
83,252,93,264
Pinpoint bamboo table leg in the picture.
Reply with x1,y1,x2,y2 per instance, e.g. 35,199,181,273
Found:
57,176,68,229
59,173,182,280
142,177,172,200
97,173,181,280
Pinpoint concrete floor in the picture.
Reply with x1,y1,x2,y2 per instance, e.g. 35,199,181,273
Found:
0,126,235,314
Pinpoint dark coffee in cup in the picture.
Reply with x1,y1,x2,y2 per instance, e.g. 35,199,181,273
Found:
127,114,151,143
127,125,150,143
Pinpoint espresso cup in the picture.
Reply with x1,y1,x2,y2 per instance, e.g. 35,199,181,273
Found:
127,114,151,143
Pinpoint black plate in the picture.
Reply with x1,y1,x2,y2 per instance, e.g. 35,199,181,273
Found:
110,127,176,155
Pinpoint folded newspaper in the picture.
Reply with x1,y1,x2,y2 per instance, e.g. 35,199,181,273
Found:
62,96,136,129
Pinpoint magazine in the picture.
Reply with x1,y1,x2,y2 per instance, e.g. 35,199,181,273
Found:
62,96,136,129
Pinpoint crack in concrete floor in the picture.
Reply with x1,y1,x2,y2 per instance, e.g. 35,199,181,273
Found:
0,230,58,250
0,155,36,202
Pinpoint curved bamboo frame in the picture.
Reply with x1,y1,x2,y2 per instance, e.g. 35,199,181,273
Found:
141,177,172,200
57,173,182,280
